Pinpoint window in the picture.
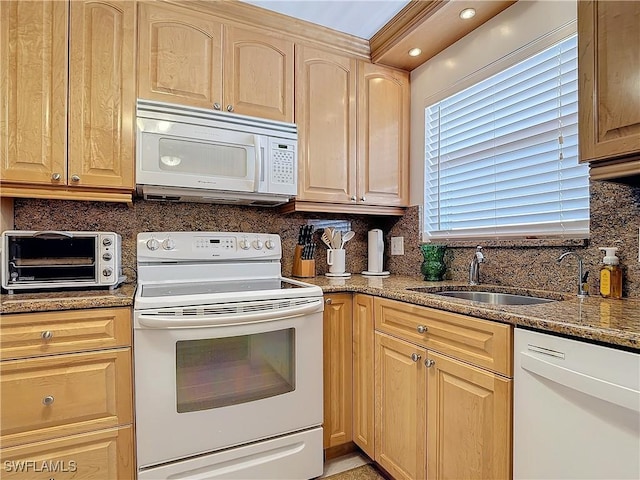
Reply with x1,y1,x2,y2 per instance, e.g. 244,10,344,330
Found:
424,34,588,241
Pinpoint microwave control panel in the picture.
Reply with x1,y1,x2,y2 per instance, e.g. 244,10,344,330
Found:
267,140,297,196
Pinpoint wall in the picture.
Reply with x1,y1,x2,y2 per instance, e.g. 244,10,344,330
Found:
12,199,388,279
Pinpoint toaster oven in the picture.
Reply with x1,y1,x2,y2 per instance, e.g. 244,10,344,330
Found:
1,231,124,294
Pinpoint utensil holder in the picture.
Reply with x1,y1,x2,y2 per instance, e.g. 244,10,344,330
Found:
292,245,316,278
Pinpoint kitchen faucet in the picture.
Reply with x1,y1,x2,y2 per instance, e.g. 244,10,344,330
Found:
556,251,589,298
469,246,485,285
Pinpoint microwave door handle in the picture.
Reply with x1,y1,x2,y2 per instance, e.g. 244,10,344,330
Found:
254,134,263,188
32,231,74,238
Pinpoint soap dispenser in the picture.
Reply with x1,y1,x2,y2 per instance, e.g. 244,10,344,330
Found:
598,247,622,299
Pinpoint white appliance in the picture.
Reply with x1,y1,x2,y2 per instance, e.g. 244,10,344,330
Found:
363,229,388,276
514,328,640,479
1,230,123,293
133,231,324,479
136,100,297,206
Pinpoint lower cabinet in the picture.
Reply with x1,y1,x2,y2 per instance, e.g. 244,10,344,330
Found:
0,307,134,479
371,296,513,480
375,332,427,480
322,293,353,449
352,294,375,458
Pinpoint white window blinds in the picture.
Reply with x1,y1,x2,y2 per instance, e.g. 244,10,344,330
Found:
425,34,589,241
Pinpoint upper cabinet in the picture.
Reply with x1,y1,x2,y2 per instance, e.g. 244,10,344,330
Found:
288,46,409,215
0,0,135,202
578,0,640,179
137,2,294,123
357,61,409,207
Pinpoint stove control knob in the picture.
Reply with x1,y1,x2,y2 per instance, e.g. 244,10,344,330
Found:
102,268,113,277
265,240,276,250
146,238,160,251
239,239,251,250
103,237,113,246
162,238,176,250
252,239,264,250
102,252,113,261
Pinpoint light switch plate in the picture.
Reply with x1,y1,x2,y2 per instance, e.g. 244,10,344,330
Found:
391,236,404,255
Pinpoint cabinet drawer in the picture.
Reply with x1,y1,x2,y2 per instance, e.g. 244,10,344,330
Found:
1,349,132,447
374,297,512,376
0,308,131,360
0,425,134,480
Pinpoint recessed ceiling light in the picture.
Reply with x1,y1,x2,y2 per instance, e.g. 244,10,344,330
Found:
459,8,476,20
408,48,422,57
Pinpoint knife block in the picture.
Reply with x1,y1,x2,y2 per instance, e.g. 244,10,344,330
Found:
292,245,315,278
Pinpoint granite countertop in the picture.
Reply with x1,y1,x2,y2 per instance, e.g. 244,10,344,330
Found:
1,276,638,351
302,275,640,351
0,283,136,314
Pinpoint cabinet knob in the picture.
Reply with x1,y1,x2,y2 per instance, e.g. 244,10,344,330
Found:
417,325,428,334
325,298,332,304
425,359,435,368
51,173,61,181
41,330,54,341
226,105,234,112
71,174,80,182
42,395,55,406
410,353,421,362
213,103,221,110
350,196,356,202
360,196,366,202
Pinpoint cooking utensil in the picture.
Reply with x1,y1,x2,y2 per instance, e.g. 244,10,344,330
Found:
340,231,355,248
322,228,334,248
331,230,342,249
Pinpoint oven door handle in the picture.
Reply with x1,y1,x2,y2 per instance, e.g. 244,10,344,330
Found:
136,299,323,328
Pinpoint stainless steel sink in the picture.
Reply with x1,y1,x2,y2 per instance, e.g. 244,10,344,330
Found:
434,291,555,305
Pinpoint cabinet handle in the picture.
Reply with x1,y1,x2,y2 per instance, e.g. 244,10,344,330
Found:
350,196,356,202
42,395,55,406
425,359,435,368
360,196,366,202
51,173,61,181
325,298,332,304
70,174,80,182
226,105,234,112
41,330,54,341
213,103,221,110
417,325,428,334
410,353,421,362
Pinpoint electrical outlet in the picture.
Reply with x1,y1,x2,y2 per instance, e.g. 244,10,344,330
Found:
391,236,404,255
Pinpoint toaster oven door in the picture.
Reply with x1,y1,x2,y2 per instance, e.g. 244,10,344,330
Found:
3,232,99,288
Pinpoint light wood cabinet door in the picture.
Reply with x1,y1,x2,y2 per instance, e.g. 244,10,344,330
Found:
578,1,640,168
427,351,512,480
296,45,357,204
0,425,134,480
1,348,132,448
357,62,409,207
0,0,68,185
138,2,223,109
223,26,294,122
323,293,353,449
375,297,512,376
375,332,427,480
352,294,375,458
0,307,132,360
68,0,135,190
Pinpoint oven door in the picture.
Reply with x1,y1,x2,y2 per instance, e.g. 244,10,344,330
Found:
133,301,323,469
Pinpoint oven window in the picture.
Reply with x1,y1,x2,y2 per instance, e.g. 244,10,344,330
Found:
175,329,295,413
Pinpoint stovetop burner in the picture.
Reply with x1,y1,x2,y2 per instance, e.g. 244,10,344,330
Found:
140,278,309,298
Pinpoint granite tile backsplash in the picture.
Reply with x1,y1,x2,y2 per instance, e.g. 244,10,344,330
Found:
11,179,640,298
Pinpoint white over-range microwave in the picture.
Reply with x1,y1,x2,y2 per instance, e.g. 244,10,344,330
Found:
136,100,298,206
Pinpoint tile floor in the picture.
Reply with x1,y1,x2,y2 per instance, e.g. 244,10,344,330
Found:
319,451,371,478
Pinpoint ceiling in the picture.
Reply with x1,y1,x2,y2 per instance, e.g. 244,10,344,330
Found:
240,1,411,39
239,0,517,71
